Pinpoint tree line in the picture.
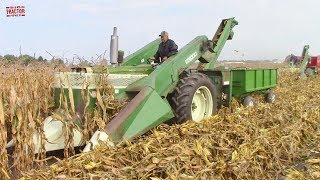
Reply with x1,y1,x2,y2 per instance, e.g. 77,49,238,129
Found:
0,54,64,65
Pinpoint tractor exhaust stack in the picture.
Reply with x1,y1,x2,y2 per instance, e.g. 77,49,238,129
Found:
110,27,119,66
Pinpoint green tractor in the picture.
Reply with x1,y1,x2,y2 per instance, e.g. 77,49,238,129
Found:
7,18,278,153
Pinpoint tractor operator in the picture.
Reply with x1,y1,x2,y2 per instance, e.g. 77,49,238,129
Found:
150,31,178,63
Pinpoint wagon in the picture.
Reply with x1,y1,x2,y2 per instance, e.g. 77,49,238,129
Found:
222,68,278,107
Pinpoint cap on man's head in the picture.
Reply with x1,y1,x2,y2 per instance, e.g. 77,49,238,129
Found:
159,31,169,37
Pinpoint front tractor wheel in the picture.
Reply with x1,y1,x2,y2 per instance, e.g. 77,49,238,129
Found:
169,73,218,124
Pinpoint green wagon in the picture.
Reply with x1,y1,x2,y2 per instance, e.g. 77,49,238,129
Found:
222,68,278,107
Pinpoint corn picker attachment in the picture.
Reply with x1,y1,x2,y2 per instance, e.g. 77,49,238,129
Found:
6,18,278,153
297,45,320,77
299,45,312,78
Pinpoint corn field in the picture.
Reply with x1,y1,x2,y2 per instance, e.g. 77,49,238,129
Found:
0,62,123,179
1,63,320,179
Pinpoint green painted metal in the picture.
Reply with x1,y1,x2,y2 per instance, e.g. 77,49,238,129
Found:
121,39,161,66
109,65,153,74
218,68,278,106
230,69,278,98
54,88,97,115
299,45,311,78
53,72,101,118
106,87,174,143
125,36,209,96
92,65,153,75
51,18,280,152
198,18,238,69
105,18,239,143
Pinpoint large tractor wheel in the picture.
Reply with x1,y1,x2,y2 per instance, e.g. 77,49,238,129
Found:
169,73,218,124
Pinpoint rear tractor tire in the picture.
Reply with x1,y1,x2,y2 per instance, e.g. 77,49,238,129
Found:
265,91,276,103
169,73,218,124
243,96,254,108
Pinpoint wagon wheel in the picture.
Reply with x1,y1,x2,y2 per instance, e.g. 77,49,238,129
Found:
265,91,276,103
243,96,254,107
168,73,218,124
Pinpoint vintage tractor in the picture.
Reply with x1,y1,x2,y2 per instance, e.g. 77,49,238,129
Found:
295,45,320,77
6,18,278,153
301,46,320,76
305,56,320,75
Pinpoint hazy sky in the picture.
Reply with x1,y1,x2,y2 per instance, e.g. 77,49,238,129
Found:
1,0,320,61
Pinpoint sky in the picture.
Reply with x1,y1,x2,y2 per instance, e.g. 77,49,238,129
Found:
1,0,320,62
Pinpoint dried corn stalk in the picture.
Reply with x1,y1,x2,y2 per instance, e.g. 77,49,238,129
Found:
0,62,122,179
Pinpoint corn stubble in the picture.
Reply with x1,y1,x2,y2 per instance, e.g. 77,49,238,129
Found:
2,64,320,179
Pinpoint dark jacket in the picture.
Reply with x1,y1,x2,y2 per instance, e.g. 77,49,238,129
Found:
154,39,178,63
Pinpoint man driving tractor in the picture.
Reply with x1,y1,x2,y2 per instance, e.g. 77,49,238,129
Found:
150,31,178,63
